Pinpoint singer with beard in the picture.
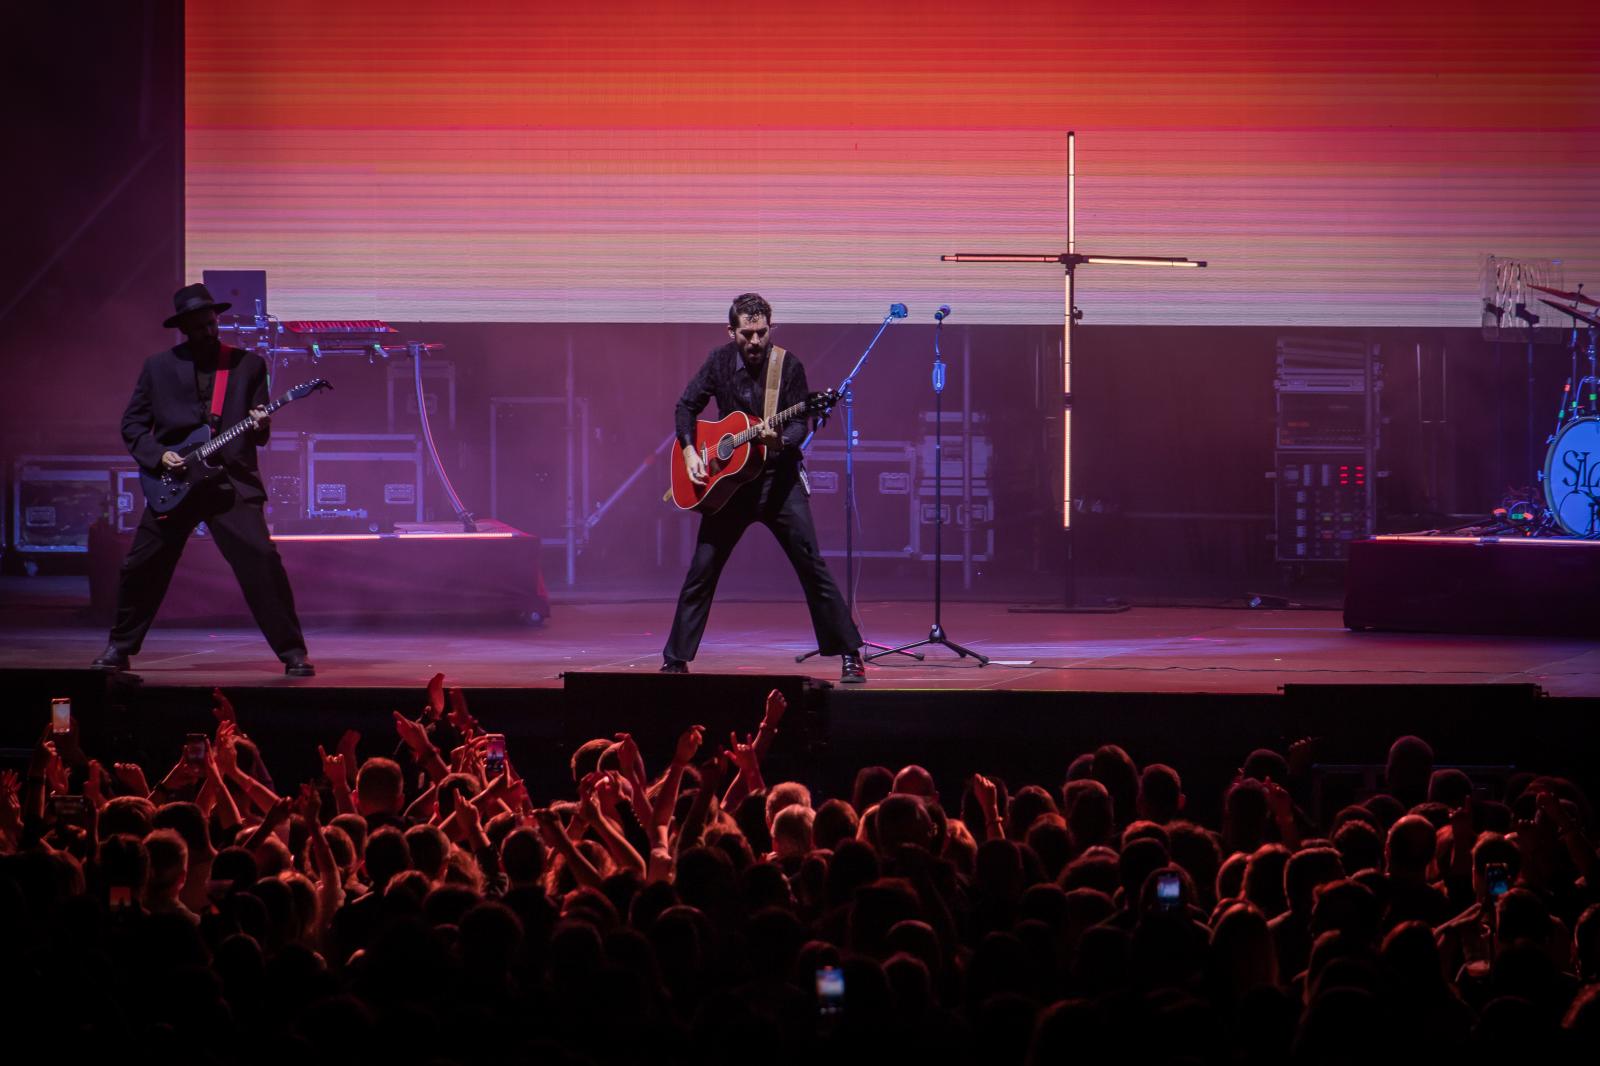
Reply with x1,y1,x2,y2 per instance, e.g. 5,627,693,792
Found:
663,293,866,682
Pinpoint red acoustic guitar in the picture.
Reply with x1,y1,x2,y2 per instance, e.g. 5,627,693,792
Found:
670,390,839,514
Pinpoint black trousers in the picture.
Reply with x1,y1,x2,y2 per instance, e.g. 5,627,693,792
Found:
664,463,862,663
108,482,307,659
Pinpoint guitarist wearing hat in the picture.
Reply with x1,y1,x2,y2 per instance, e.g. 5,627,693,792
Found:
663,293,865,682
91,283,315,677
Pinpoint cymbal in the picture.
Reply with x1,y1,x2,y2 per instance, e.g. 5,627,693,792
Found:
1529,283,1600,308
1539,298,1600,331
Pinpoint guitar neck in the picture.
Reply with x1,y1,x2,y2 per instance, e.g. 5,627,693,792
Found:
731,399,810,447
193,394,292,461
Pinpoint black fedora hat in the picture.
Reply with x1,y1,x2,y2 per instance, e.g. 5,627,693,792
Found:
163,283,232,328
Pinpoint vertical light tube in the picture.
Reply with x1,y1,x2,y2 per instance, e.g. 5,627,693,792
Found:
1063,131,1076,529
1062,272,1072,529
1067,131,1076,255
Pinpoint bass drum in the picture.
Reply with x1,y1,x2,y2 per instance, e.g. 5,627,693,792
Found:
1542,416,1600,535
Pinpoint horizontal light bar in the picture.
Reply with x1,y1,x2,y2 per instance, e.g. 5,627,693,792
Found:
273,532,519,542
1372,535,1600,548
942,253,1207,268
942,254,1062,263
1083,256,1206,268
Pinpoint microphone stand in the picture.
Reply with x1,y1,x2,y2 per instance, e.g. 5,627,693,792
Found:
1513,303,1539,480
869,312,988,666
797,306,923,663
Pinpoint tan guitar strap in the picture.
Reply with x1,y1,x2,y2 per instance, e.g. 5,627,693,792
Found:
763,346,787,425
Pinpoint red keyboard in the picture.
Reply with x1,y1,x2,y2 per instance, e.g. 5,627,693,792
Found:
281,320,399,334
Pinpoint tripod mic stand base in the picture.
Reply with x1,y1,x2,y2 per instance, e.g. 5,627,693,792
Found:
796,639,922,664
868,623,989,666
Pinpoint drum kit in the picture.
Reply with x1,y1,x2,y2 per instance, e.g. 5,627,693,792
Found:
1529,283,1600,537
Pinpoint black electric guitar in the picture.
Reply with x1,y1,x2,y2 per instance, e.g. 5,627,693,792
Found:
140,378,332,514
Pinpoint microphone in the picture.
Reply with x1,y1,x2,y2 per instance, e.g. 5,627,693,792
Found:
889,303,908,319
934,305,952,321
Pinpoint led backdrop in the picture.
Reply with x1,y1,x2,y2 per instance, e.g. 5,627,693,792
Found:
185,1,1599,325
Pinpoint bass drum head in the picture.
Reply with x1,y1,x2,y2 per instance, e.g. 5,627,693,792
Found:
1542,416,1600,535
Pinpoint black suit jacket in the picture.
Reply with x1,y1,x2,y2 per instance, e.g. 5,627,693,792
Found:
121,343,272,500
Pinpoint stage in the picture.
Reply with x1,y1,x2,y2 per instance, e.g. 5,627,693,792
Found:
5,596,1600,696
4,587,1598,824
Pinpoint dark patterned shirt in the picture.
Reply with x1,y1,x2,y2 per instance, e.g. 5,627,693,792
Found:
674,342,812,454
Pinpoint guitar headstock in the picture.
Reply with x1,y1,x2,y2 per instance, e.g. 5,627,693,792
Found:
282,378,333,403
806,389,840,413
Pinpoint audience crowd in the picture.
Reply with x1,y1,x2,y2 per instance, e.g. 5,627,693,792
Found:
2,677,1596,1064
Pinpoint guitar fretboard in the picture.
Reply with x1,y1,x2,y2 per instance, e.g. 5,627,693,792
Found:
194,394,296,461
730,400,811,448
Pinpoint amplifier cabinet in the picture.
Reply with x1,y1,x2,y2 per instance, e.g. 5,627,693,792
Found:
1273,453,1371,562
12,455,131,553
916,483,995,563
803,440,919,558
387,360,456,433
305,434,424,530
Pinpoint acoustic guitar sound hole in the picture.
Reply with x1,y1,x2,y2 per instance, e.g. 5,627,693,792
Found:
717,436,736,462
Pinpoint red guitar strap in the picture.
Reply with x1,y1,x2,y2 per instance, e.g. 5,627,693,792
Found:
209,346,233,432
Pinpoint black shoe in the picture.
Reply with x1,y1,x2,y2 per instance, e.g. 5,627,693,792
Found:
284,652,316,678
660,659,689,674
840,652,866,684
91,645,130,672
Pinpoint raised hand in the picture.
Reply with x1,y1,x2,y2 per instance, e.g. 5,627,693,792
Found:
455,784,486,842
336,728,361,769
393,710,432,754
318,745,348,790
157,755,202,796
445,691,479,739
242,795,294,851
424,673,447,720
762,689,788,731
112,762,150,796
41,742,70,795
972,773,998,815
213,721,240,778
212,686,237,724
294,781,323,826
674,724,706,767
613,733,647,783
1534,790,1575,834
532,807,566,849
593,770,627,814
84,761,109,809
727,732,760,776
698,750,730,795
0,770,21,838
264,795,293,829
1286,736,1317,777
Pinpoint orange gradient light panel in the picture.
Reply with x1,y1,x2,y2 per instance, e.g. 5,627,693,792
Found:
186,0,1600,324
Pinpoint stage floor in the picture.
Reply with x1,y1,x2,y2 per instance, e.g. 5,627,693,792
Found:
5,598,1598,696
